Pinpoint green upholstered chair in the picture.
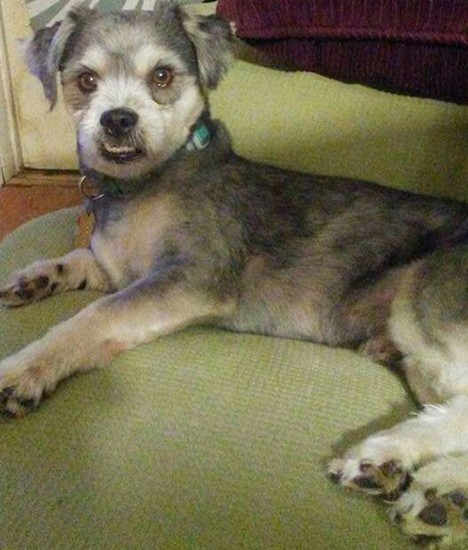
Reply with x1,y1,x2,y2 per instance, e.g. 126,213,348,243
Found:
1,56,466,549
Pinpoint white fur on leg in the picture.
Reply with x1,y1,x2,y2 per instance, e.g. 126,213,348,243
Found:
329,396,468,493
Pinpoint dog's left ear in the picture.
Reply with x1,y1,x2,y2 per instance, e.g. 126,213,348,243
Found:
180,10,235,90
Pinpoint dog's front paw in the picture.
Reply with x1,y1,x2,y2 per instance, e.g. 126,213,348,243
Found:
0,352,57,417
391,457,468,547
0,262,62,307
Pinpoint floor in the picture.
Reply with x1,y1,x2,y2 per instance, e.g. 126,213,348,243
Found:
0,170,82,242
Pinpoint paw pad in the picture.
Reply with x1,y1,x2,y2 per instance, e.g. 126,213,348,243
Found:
396,487,468,545
418,501,448,526
329,458,411,498
0,273,58,306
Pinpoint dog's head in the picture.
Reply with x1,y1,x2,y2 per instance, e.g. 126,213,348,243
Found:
24,2,234,179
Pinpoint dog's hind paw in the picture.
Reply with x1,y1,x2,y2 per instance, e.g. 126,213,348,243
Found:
329,457,412,499
391,459,468,547
328,424,424,498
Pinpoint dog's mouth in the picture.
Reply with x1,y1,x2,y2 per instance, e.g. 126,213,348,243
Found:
100,142,143,163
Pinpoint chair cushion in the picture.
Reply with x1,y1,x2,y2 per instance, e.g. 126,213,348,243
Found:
2,5,465,547
0,207,415,548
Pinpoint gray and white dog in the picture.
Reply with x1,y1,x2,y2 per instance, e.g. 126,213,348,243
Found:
1,1,468,545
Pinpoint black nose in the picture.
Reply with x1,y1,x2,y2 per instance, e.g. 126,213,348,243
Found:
100,108,138,137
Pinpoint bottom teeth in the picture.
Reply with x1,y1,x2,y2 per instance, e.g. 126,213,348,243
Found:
104,144,136,154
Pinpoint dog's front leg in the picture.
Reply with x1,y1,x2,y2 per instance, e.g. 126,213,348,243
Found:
0,271,235,416
0,248,112,307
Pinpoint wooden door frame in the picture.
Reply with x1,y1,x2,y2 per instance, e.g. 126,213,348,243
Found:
0,3,21,185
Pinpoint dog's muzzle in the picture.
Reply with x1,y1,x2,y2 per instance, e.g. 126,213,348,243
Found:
99,108,143,163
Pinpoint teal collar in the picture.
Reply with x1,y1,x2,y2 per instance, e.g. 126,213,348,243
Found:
79,122,212,201
185,122,211,152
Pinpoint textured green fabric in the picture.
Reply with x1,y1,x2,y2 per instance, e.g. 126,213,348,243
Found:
3,57,467,548
0,216,415,550
211,60,468,202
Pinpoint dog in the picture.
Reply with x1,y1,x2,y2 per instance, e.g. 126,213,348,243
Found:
1,2,467,545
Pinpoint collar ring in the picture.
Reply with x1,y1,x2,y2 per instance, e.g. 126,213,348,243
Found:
78,176,105,201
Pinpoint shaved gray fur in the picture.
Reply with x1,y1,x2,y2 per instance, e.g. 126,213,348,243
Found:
3,2,468,545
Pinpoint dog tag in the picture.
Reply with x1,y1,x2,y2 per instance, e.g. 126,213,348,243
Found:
75,210,95,249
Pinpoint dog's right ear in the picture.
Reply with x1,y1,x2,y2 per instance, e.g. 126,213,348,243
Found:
23,6,89,109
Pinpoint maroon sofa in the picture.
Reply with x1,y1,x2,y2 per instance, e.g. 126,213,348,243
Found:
216,0,468,104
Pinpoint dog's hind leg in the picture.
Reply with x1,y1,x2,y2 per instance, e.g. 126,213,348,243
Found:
330,246,468,545
329,395,468,493
0,269,235,416
329,399,468,545
0,248,112,306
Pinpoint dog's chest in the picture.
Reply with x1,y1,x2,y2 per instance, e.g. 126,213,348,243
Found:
90,194,180,288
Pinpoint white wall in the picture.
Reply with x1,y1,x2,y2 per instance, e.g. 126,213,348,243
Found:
2,0,76,172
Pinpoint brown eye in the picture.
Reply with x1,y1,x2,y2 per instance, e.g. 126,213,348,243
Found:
152,67,173,88
77,72,98,93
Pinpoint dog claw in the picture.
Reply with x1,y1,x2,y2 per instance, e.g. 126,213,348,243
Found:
0,390,42,418
0,386,15,403
328,470,342,484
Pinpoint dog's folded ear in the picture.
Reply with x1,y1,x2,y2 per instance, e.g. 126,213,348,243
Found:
22,6,90,109
180,9,235,90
